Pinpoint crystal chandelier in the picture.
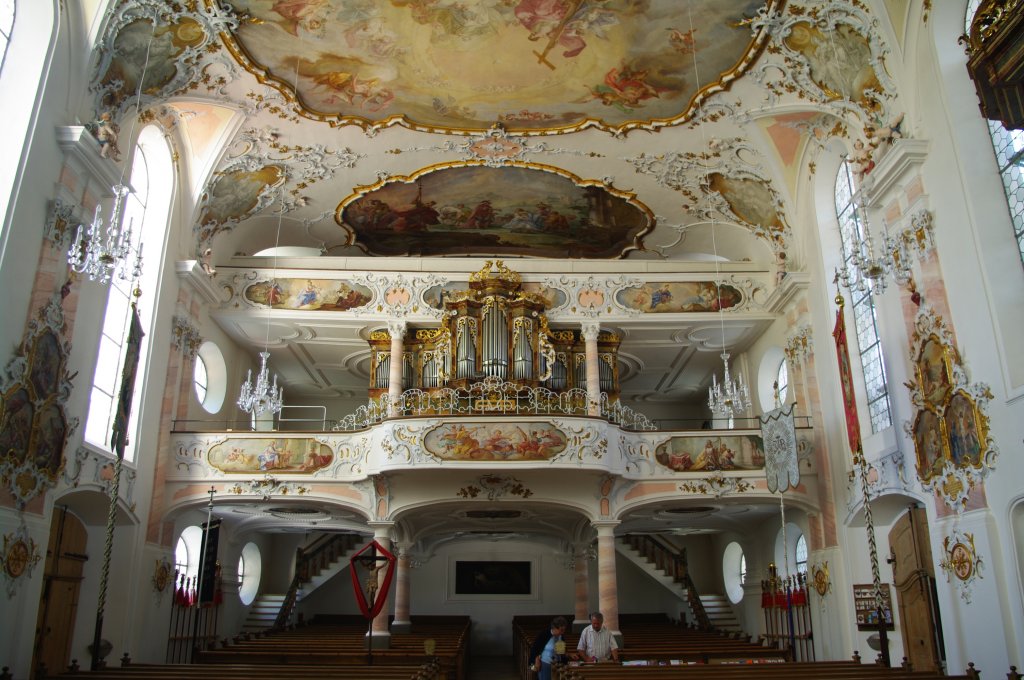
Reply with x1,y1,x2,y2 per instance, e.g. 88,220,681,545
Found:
67,185,143,284
836,203,912,297
708,351,751,418
238,191,286,418
237,350,284,416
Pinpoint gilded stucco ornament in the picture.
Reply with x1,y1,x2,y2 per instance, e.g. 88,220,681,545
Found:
748,0,896,118
457,475,533,501
397,123,607,168
225,475,310,500
785,325,814,362
903,305,997,512
195,126,365,247
92,0,243,117
938,530,983,604
627,137,792,255
678,472,753,497
810,561,831,597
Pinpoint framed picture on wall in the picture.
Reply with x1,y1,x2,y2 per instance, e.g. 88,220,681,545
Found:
448,558,538,601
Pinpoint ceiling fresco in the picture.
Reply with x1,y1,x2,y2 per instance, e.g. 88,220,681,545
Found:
221,0,778,133
337,163,654,258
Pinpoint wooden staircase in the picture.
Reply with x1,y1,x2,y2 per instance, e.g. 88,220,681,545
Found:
620,534,731,632
699,593,743,633
240,593,288,632
271,532,364,630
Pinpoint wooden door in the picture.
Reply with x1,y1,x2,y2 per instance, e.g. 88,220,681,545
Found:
888,507,944,672
33,507,88,677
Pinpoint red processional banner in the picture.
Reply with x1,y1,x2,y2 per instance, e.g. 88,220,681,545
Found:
832,303,862,456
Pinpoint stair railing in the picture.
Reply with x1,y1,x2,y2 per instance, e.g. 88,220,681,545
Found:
625,534,712,630
272,533,361,630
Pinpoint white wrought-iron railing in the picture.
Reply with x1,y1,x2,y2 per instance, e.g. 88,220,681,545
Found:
333,376,656,432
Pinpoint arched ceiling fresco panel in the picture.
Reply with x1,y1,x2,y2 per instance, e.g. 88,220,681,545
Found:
336,163,653,258
219,0,779,133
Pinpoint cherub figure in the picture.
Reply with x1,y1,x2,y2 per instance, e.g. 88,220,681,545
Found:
89,112,122,161
200,248,216,278
865,112,905,152
849,138,875,182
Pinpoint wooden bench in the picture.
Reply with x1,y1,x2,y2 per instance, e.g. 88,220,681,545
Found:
55,662,440,680
554,660,972,680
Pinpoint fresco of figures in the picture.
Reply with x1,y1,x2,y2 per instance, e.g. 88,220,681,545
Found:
617,281,742,313
208,437,334,473
655,435,765,472
197,166,284,241
424,281,566,310
425,423,567,461
340,165,652,258
782,21,882,108
244,278,373,311
222,0,770,131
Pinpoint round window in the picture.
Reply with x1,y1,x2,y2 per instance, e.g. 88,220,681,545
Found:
194,341,226,413
723,541,746,604
238,542,261,605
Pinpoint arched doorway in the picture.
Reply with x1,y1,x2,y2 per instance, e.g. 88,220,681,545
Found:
32,506,88,676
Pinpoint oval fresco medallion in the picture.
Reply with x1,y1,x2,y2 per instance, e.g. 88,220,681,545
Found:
220,0,776,132
244,278,373,311
655,435,765,472
616,281,742,313
208,437,334,473
339,163,652,258
425,423,567,461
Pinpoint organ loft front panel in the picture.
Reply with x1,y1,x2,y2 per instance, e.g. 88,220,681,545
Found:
368,261,620,406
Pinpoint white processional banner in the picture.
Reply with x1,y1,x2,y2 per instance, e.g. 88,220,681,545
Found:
760,405,798,494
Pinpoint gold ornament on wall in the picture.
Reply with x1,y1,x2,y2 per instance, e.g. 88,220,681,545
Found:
1,526,42,597
811,561,831,597
939,530,983,604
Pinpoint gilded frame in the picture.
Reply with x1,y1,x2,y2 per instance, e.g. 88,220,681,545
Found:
904,306,997,506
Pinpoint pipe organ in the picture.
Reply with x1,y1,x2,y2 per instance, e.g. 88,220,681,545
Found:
368,261,621,402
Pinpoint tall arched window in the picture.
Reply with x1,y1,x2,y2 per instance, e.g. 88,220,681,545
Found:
966,0,1024,269
0,0,13,73
834,161,892,433
83,125,174,461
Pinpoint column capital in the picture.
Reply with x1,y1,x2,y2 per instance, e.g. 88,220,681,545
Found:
591,520,620,537
367,521,395,539
387,320,408,339
580,322,601,342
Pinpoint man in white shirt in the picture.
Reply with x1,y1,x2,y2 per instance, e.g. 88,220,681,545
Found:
576,612,619,663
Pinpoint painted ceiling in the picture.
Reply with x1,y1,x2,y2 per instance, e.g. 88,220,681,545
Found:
220,0,772,132
89,0,903,405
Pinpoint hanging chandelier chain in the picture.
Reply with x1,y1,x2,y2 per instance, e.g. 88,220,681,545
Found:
236,61,297,419
686,2,750,420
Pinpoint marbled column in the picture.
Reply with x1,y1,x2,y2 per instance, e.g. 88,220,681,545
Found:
573,549,590,632
368,522,394,648
387,320,407,416
593,521,621,644
392,543,412,633
581,322,601,417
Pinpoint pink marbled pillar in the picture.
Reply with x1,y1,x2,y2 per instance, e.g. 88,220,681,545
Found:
388,323,406,415
594,522,620,635
393,545,412,628
370,525,393,639
574,550,589,625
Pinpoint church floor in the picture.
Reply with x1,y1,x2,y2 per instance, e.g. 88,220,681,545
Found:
468,655,520,680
